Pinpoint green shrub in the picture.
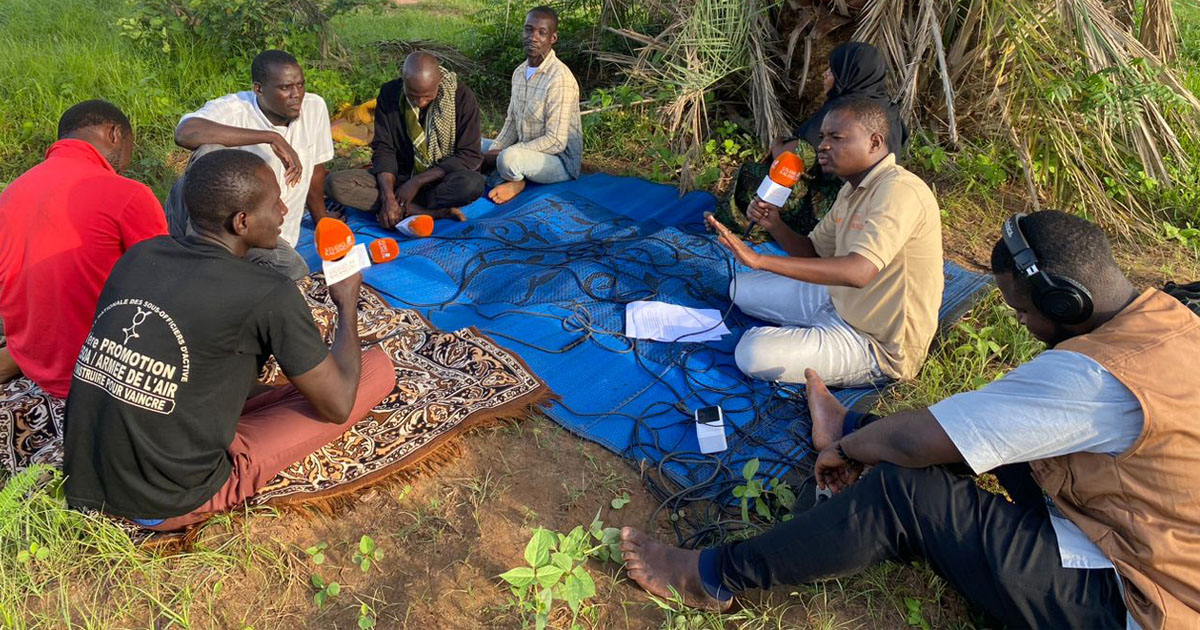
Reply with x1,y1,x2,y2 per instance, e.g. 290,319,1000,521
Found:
117,0,382,60
466,1,665,100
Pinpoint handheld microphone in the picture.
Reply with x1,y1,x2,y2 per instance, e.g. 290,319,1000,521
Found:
394,214,434,238
368,237,400,263
315,217,356,261
743,151,804,238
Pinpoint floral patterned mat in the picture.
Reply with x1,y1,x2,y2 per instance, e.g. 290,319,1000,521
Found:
0,274,549,522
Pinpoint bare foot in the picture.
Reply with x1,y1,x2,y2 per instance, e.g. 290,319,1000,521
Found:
806,368,848,451
410,204,467,222
487,179,526,204
619,527,731,612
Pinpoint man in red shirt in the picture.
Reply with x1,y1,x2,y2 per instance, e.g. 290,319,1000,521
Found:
0,100,167,397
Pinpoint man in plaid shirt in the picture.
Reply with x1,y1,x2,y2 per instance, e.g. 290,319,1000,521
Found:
483,6,583,204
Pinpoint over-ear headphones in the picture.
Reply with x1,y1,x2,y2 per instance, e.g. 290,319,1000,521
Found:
1002,213,1094,325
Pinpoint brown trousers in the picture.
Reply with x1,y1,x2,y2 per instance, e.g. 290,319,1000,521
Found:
148,348,393,531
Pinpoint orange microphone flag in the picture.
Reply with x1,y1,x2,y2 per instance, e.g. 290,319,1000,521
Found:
755,151,805,207
768,151,804,187
369,237,400,263
315,217,355,261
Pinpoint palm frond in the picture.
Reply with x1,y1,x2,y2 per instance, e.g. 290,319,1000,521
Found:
1140,0,1178,61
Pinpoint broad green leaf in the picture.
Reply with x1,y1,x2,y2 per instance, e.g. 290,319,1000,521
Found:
551,552,573,572
498,566,537,588
610,494,630,510
310,574,325,589
776,484,797,509
560,526,590,557
731,485,745,498
524,529,555,567
535,565,565,588
359,535,375,554
742,458,759,480
314,591,326,608
571,566,595,596
35,546,50,561
560,570,594,613
325,582,340,597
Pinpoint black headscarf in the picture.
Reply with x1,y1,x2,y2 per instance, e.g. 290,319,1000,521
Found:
794,41,907,155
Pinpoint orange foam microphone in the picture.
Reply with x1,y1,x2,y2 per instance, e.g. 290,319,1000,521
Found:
368,237,400,263
744,151,805,238
315,217,356,261
395,214,434,238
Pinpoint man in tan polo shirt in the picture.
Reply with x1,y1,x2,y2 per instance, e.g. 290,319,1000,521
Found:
707,98,943,386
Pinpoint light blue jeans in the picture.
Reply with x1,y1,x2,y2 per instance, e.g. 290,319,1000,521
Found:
482,139,572,187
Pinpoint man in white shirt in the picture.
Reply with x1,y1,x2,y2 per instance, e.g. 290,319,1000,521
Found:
165,50,335,280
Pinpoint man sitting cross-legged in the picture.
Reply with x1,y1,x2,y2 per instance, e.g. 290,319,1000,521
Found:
709,97,943,387
482,5,583,204
64,150,394,531
165,50,335,280
0,100,167,395
325,51,485,228
622,210,1200,629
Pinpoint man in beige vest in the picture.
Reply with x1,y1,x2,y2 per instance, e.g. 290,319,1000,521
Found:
709,97,942,387
620,210,1200,629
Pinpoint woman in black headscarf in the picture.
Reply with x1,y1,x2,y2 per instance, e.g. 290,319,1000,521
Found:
715,41,907,239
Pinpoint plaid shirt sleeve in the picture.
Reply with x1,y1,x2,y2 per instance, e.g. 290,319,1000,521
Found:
510,71,578,155
491,69,521,151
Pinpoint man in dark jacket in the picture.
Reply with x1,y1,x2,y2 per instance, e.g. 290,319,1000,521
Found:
326,51,485,226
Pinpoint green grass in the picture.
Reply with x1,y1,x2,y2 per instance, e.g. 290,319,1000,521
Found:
0,0,241,196
331,0,483,51
0,467,290,629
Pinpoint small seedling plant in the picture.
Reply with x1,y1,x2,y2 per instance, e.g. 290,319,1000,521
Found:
497,511,622,630
353,535,383,573
304,541,328,565
310,573,340,609
356,602,377,629
17,541,50,564
732,459,797,523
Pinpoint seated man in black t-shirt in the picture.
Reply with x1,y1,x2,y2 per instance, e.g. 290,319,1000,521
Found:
63,149,395,531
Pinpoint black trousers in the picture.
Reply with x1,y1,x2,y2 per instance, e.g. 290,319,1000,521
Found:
325,167,485,211
715,463,1127,628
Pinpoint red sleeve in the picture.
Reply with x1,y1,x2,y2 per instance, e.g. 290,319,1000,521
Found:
119,185,168,250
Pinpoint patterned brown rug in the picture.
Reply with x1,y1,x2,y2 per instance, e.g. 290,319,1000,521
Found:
0,275,550,517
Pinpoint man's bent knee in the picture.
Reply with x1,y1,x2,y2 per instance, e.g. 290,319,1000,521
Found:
460,170,486,200
325,169,377,210
359,347,395,405
733,329,789,381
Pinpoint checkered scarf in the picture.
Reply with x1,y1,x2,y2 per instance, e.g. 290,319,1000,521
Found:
403,68,457,174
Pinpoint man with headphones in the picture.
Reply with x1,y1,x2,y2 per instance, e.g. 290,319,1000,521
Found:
618,210,1200,629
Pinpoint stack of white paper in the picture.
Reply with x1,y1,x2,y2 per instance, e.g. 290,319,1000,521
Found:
624,301,731,343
